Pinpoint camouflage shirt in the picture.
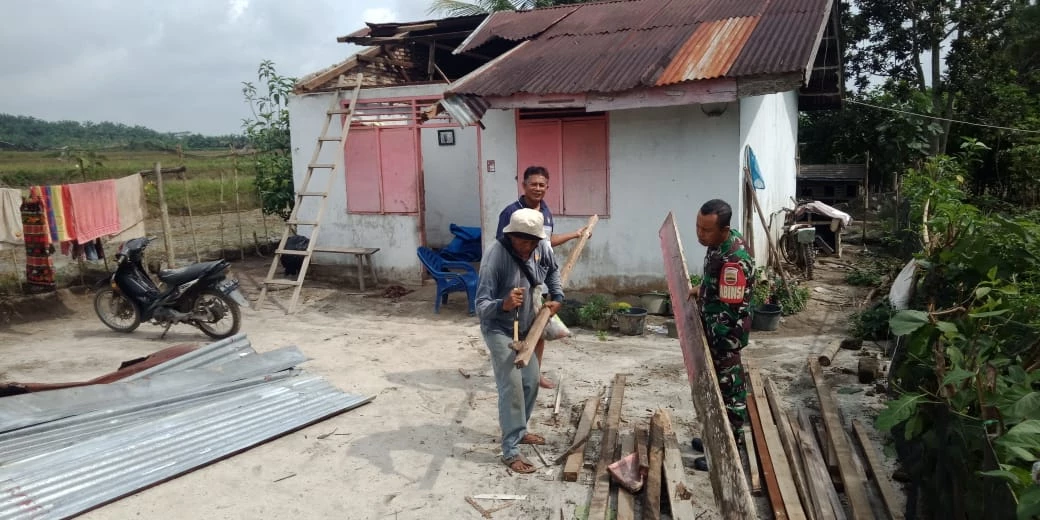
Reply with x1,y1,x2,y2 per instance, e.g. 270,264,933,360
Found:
699,229,755,351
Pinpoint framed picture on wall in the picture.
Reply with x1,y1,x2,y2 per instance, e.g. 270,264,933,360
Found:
438,129,455,146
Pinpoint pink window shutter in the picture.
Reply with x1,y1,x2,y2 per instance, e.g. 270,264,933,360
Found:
516,121,563,212
561,119,609,216
378,127,420,213
345,128,382,213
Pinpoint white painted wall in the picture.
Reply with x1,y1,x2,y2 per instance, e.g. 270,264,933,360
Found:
288,84,451,283
738,91,800,268
479,103,741,292
421,125,480,248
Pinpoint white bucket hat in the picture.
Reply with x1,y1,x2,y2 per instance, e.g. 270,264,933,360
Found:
503,208,547,239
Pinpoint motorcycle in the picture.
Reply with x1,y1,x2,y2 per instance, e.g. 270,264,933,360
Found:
93,237,248,339
777,207,817,280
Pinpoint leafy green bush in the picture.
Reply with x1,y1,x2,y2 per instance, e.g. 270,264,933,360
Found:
846,266,883,286
877,145,1040,519
578,295,612,325
849,299,894,340
242,60,296,221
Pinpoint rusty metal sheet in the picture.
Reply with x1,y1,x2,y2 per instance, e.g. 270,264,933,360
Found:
456,6,579,54
657,17,760,84
728,11,822,77
447,0,830,97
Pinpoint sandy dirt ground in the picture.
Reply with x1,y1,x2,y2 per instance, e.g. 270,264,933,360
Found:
0,245,903,520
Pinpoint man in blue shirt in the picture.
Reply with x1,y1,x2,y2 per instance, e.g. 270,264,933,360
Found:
495,166,588,389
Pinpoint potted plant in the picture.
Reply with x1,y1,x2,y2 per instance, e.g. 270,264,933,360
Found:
750,269,782,331
578,295,613,331
612,301,648,336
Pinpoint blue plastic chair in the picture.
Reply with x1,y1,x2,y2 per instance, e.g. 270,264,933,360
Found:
417,247,478,314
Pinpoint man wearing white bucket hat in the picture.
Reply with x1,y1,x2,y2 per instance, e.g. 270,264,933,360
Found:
495,165,588,389
476,208,564,474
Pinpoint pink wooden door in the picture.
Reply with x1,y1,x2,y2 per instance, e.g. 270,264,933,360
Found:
561,119,609,215
378,127,419,213
516,121,563,212
344,128,382,213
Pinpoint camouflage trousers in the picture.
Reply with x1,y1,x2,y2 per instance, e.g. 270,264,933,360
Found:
707,334,748,438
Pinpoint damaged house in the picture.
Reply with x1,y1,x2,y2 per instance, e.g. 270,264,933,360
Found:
288,0,842,290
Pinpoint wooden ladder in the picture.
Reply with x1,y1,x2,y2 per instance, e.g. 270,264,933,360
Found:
255,73,363,314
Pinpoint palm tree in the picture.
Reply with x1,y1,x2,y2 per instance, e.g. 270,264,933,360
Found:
427,0,589,16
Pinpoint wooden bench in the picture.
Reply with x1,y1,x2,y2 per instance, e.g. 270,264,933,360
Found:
313,247,380,291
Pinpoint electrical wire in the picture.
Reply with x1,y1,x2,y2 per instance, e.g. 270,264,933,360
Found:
845,98,1040,134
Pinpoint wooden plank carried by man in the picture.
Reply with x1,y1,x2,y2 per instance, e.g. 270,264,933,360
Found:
658,212,757,518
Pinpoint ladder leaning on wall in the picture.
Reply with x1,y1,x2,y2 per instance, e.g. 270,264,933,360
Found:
254,73,364,314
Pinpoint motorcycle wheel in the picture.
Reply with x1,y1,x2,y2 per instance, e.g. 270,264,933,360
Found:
802,243,814,280
94,288,141,333
193,289,241,339
779,233,797,264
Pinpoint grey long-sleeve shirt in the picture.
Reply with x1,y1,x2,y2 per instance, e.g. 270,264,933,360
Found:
476,239,564,337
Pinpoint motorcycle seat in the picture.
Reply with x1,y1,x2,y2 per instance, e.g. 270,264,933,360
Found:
159,261,225,286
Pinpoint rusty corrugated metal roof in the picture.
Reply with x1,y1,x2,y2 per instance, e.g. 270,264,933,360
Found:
448,0,833,98
456,5,579,54
657,17,759,84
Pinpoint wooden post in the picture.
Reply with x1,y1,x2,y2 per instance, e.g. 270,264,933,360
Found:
659,213,757,518
154,162,176,267
181,171,200,263
234,153,244,260
219,164,226,258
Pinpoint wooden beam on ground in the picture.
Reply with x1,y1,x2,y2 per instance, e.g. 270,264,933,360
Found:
852,419,905,520
660,409,697,520
744,428,763,495
809,358,873,520
515,215,598,368
795,410,846,520
561,395,602,480
617,432,636,520
658,213,757,518
644,410,666,520
746,361,807,520
811,415,840,479
764,377,818,520
818,339,843,367
747,376,786,519
636,423,649,481
588,374,626,520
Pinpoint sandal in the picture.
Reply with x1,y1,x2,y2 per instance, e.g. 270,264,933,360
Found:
502,455,537,474
519,432,546,445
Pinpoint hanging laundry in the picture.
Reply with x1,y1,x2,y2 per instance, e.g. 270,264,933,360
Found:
0,188,24,251
108,173,147,244
28,187,53,247
20,197,55,289
67,179,120,244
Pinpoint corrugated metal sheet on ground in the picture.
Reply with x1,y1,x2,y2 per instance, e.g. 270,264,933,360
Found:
0,335,372,520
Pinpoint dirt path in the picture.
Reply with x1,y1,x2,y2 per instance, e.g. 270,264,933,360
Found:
0,251,897,519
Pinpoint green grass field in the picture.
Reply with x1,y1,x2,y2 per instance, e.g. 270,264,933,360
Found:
0,150,261,214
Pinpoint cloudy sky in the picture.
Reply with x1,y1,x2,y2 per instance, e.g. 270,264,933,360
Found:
0,0,439,135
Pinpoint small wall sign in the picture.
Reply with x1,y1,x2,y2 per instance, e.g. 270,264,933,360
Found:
438,129,455,146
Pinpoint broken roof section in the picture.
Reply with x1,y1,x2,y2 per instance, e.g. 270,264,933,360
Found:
295,14,495,93
448,0,834,96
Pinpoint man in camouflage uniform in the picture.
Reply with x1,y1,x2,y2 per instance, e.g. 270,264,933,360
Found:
691,199,754,470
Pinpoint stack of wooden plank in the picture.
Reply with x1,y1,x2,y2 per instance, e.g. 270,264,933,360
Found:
559,374,700,520
742,355,905,520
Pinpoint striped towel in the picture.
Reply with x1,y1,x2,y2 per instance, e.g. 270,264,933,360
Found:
67,179,120,244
